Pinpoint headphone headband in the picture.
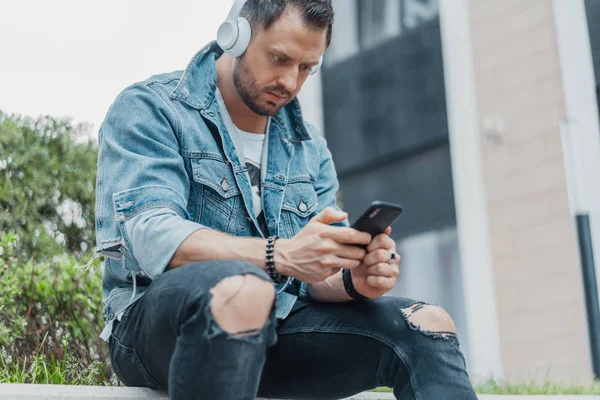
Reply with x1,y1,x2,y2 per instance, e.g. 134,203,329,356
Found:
224,0,247,25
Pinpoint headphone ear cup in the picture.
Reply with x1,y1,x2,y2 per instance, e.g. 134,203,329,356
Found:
226,17,251,57
217,20,237,51
310,55,324,75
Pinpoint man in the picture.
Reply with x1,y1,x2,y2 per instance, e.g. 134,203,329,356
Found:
94,0,478,399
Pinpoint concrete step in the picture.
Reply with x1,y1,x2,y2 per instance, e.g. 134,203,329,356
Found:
1,384,599,399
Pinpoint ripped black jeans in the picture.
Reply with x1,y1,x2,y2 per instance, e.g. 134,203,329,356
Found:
108,261,478,400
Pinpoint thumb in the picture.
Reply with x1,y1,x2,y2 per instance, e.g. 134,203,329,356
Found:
311,207,348,225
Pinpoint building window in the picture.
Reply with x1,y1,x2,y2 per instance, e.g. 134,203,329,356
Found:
357,0,439,51
358,0,401,49
325,0,360,67
325,0,440,66
403,0,439,30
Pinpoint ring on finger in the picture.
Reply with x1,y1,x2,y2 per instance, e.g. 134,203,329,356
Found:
387,250,397,264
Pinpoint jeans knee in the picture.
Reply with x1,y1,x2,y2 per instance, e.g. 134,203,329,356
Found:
400,302,457,340
209,274,276,337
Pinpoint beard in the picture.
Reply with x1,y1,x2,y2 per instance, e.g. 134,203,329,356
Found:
232,54,292,116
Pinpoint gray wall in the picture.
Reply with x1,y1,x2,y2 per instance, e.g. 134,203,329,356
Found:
322,17,454,239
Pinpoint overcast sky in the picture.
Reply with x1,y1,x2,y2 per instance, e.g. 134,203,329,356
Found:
0,1,243,137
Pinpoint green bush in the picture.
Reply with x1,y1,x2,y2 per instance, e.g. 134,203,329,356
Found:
0,111,111,384
0,221,111,385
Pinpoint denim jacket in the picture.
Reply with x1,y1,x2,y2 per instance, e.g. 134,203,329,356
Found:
94,41,348,341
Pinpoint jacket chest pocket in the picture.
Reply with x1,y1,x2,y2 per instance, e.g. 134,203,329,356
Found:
191,158,242,234
280,180,318,238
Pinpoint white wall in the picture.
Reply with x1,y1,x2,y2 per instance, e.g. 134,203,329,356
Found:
438,0,504,380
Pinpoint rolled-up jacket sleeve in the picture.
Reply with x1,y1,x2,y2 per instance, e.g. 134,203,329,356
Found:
120,206,201,278
98,82,206,278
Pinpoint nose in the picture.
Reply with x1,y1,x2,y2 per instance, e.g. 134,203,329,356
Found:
277,67,298,94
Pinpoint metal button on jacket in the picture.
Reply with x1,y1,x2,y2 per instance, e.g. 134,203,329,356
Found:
221,177,229,192
298,199,307,213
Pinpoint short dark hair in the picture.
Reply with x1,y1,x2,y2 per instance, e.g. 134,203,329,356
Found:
240,0,334,48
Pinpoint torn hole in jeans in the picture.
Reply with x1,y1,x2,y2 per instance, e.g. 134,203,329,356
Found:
400,302,459,342
204,275,275,344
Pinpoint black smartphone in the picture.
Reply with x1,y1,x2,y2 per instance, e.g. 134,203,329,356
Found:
350,201,404,237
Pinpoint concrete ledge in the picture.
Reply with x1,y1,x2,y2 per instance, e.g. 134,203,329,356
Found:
0,385,392,400
1,384,600,399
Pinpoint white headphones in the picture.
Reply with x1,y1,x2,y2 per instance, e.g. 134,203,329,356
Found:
217,0,323,75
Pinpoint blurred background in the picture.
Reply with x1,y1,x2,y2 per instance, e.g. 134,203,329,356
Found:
2,0,600,389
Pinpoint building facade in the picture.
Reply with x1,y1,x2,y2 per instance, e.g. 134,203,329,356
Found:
298,0,600,383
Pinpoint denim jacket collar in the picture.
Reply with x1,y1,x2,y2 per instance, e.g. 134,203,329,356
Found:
170,41,311,143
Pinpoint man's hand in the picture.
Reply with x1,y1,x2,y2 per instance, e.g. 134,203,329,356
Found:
275,207,371,284
350,226,401,299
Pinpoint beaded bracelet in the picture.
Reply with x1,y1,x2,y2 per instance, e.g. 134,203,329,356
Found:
266,236,286,283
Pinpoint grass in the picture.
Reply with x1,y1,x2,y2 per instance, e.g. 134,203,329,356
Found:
0,353,110,386
0,333,116,386
473,378,600,395
371,379,600,395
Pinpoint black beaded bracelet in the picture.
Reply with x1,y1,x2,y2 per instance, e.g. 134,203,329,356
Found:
266,236,286,283
342,268,368,300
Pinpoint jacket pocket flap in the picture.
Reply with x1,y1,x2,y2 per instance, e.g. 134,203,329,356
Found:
191,158,241,199
281,182,318,217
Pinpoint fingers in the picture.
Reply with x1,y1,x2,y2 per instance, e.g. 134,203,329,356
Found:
320,255,361,270
337,257,362,270
311,207,348,225
363,248,401,267
328,241,367,261
367,275,396,291
366,262,400,278
321,225,371,246
366,232,396,253
365,261,400,292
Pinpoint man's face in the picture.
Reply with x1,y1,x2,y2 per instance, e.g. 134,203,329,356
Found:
232,7,327,116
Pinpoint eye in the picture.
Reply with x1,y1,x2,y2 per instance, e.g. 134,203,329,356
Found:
300,65,312,73
273,55,286,64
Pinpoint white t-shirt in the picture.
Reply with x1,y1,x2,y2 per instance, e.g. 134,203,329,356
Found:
215,88,270,234
235,128,265,219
